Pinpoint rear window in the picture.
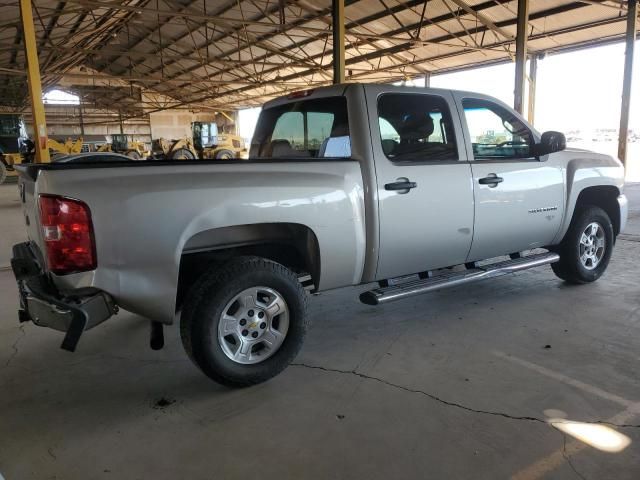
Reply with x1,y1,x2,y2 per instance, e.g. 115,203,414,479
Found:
251,97,350,159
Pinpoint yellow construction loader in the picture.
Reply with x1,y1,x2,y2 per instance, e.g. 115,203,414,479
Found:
47,137,83,157
98,134,149,159
193,122,246,159
151,122,246,161
150,136,199,160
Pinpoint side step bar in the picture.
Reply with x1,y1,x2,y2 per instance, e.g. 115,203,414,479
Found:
360,252,560,306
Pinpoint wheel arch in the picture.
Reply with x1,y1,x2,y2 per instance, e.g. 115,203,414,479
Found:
555,185,622,245
574,185,621,235
176,223,320,313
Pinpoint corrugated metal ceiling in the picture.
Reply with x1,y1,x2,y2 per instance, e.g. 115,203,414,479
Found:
0,0,636,112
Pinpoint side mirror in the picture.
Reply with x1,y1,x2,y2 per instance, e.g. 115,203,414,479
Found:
534,131,566,156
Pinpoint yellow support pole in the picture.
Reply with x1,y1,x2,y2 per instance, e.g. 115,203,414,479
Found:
332,0,345,84
20,0,50,163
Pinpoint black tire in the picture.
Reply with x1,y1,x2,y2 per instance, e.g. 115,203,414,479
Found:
171,147,196,160
215,149,234,159
180,256,309,387
126,150,142,160
551,205,614,284
0,161,7,185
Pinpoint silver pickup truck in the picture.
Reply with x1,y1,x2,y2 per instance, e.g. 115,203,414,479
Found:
11,84,628,387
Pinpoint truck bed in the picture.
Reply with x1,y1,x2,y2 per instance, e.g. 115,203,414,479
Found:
16,158,366,323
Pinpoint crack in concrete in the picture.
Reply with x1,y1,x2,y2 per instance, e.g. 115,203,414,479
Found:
292,362,545,423
4,325,25,368
561,433,588,480
291,363,640,429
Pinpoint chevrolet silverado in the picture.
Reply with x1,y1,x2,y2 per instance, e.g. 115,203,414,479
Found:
11,84,628,387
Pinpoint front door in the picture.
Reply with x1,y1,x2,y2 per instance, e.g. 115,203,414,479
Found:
454,94,565,261
365,87,475,280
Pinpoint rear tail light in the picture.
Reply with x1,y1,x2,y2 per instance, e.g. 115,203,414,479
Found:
38,195,96,275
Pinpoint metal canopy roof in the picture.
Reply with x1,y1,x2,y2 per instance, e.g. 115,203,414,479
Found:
0,0,637,112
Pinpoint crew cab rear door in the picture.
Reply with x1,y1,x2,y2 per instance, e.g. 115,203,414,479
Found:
365,87,474,280
452,93,564,261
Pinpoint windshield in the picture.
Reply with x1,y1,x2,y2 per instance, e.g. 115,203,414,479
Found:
250,96,350,159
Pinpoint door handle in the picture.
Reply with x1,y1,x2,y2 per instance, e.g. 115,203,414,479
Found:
478,174,504,187
384,180,417,192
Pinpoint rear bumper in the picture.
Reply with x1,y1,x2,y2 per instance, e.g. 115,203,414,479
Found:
618,194,628,234
11,242,117,351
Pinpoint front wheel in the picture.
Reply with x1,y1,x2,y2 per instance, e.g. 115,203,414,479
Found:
171,147,196,160
0,161,7,185
551,205,614,284
180,256,309,387
126,150,142,160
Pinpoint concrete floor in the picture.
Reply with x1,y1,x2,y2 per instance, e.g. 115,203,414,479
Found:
1,182,639,480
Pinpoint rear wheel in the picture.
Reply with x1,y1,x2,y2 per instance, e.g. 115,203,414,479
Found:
171,148,196,160
180,256,309,387
551,205,614,284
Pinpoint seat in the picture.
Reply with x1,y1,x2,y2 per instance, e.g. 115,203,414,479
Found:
381,139,398,156
268,139,310,158
394,114,437,157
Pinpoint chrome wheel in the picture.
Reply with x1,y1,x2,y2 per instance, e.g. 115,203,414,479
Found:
217,286,289,365
579,222,606,270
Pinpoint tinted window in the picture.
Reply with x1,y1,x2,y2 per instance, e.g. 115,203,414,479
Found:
377,94,458,162
462,99,533,159
251,97,350,158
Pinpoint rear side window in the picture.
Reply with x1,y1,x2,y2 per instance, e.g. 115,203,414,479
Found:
251,97,350,159
377,93,458,162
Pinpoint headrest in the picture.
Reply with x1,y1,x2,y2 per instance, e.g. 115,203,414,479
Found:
397,113,434,141
270,139,294,157
331,122,349,137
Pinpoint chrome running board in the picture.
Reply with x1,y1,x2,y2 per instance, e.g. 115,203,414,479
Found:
359,252,560,306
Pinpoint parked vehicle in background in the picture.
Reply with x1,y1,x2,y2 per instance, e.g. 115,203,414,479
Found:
47,137,83,158
97,134,149,160
0,113,30,184
151,122,246,160
192,122,247,159
11,84,628,387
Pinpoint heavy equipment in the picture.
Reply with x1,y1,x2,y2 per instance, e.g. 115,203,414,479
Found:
193,122,246,159
0,114,30,184
151,122,246,160
98,134,149,159
150,136,198,160
47,137,83,157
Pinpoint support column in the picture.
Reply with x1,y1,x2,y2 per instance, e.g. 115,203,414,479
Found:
424,71,431,88
119,110,124,134
527,54,538,125
20,0,49,163
618,0,637,167
332,0,345,84
78,104,85,136
514,0,529,115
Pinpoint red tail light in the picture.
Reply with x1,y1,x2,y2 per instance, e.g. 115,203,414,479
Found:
38,195,96,275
